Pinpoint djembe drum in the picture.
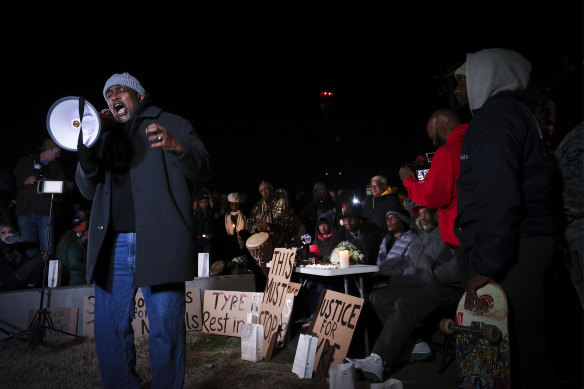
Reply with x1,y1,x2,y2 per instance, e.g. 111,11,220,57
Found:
246,232,274,265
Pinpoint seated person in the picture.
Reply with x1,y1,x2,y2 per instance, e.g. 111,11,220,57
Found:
246,181,296,249
395,206,459,286
301,204,382,316
55,208,89,286
375,208,417,282
314,211,335,259
330,203,384,266
222,192,250,262
345,205,463,383
299,211,337,323
0,223,44,291
193,190,219,264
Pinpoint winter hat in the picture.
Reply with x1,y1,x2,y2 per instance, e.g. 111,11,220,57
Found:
103,72,146,101
196,190,210,201
385,208,410,225
228,192,242,203
342,203,366,220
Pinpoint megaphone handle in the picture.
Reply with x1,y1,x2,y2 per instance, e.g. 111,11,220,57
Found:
78,96,86,143
78,125,84,148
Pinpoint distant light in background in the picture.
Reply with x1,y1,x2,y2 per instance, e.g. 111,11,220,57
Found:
320,91,334,99
352,197,360,204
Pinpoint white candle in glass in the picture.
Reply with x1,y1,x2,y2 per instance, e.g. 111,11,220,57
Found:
339,250,350,269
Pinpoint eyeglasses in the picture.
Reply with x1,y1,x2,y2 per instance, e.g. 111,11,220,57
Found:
50,148,61,153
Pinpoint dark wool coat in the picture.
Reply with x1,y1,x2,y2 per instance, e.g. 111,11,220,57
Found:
76,105,211,288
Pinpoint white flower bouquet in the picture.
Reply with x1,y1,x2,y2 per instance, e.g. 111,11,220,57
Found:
330,241,365,264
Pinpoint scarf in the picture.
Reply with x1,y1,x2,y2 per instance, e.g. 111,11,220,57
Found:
225,211,246,235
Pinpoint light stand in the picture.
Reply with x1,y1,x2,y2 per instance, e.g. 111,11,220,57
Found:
16,190,77,347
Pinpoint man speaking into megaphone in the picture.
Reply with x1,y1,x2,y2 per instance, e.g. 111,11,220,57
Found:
75,72,211,389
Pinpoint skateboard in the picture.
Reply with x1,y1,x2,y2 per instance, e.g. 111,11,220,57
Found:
440,282,511,389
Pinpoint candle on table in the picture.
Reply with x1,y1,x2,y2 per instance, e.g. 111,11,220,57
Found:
309,245,319,264
339,250,350,269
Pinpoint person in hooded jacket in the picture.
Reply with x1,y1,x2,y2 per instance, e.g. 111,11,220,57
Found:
193,189,218,264
313,211,335,259
455,48,558,388
298,211,336,324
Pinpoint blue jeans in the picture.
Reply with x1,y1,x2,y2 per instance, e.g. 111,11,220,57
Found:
17,214,53,258
94,233,186,389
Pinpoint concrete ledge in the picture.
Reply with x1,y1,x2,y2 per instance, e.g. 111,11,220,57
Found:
0,274,256,339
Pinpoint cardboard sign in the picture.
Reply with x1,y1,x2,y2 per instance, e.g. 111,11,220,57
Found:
82,295,95,337
202,290,264,336
259,247,296,359
202,289,295,343
309,289,363,378
287,281,302,296
275,292,294,346
28,307,78,339
82,287,202,337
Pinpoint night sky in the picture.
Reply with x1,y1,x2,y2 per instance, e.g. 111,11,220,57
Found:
3,10,582,209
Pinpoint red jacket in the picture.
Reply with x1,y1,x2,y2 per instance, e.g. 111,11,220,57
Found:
403,123,469,247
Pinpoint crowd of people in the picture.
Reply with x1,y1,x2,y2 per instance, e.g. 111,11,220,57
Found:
0,47,581,388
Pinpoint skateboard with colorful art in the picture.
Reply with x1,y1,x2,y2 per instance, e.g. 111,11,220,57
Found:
440,282,511,389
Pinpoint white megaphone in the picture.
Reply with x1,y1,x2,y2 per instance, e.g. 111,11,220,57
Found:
46,96,103,152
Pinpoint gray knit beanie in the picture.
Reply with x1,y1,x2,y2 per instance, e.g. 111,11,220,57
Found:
385,208,410,225
103,72,146,101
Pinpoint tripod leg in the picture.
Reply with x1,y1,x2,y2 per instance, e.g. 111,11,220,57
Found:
41,309,78,338
27,319,45,347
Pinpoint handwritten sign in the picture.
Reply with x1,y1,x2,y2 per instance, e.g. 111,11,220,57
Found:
287,282,302,296
275,281,301,345
202,290,263,336
275,293,295,346
82,287,202,338
259,247,296,359
83,295,95,337
28,307,78,338
201,289,295,343
309,289,363,378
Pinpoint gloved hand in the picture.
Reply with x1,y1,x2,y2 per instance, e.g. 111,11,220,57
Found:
77,129,97,173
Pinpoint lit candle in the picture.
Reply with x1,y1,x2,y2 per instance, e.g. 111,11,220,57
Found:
309,245,319,264
339,250,350,269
